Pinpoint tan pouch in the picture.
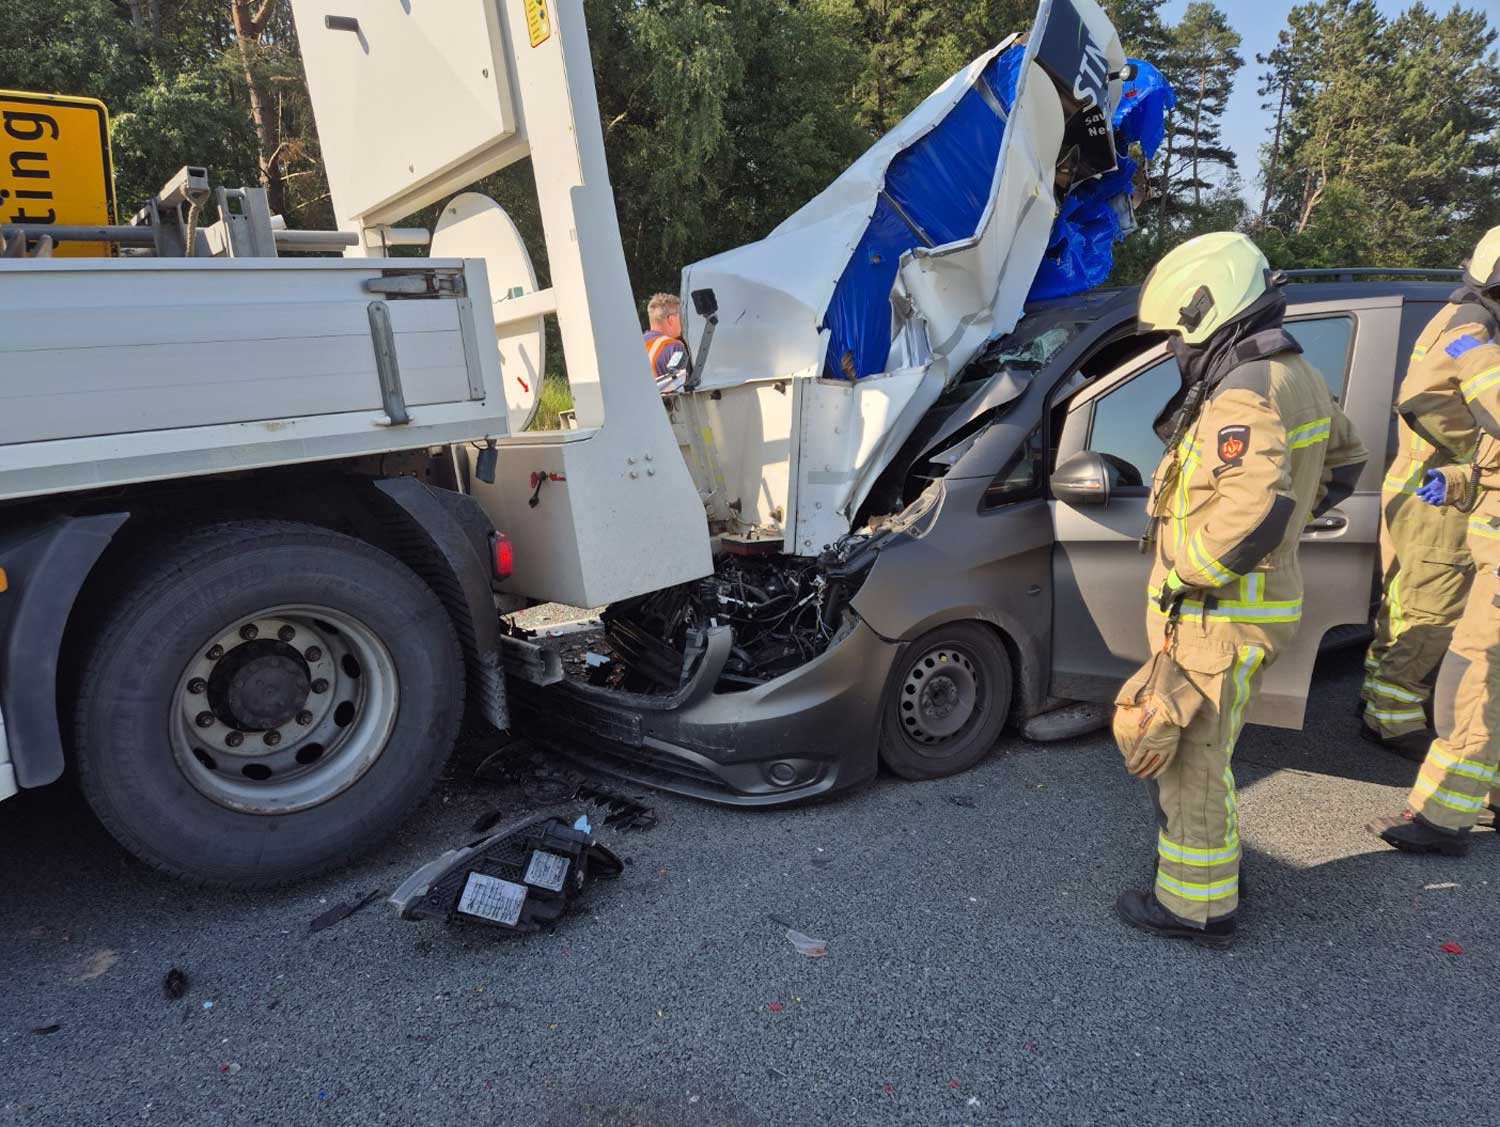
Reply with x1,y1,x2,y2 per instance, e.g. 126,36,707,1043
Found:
1111,648,1206,780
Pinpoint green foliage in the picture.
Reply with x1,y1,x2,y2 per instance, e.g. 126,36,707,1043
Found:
531,373,576,431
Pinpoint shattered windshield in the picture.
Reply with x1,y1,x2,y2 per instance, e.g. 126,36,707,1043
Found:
943,316,1087,406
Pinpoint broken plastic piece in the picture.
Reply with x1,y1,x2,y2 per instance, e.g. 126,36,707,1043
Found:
31,1024,60,1036
572,814,592,834
309,889,383,933
1440,941,1464,954
389,814,622,932
786,929,828,958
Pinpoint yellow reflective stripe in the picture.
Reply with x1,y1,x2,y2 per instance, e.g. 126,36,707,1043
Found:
1238,571,1263,603
1187,529,1236,585
1468,517,1500,539
1367,679,1424,704
1413,774,1487,812
1157,831,1240,866
1430,745,1497,784
1155,871,1239,902
1461,364,1500,403
1363,652,1380,670
1366,706,1427,723
1173,443,1200,552
1227,646,1263,746
1383,459,1425,494
1388,571,1406,638
1287,417,1332,449
1410,346,1428,361
1147,594,1304,623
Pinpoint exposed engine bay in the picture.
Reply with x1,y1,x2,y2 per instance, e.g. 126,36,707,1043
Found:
600,539,878,693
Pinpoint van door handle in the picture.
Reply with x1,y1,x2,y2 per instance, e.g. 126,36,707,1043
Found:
1304,513,1346,534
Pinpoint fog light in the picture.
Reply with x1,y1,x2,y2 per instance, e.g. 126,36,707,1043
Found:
768,761,798,786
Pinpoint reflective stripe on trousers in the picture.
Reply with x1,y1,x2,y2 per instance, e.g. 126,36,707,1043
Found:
1150,645,1266,925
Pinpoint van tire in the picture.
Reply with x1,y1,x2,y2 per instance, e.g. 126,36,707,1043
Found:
878,622,1011,781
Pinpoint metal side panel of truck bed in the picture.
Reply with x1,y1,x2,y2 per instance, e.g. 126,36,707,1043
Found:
0,256,507,501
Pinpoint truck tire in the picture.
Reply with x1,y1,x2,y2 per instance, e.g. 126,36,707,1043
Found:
73,520,464,885
877,622,1011,781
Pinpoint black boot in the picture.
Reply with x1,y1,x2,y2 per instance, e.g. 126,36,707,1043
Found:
1115,889,1235,948
1367,813,1472,856
1358,723,1432,764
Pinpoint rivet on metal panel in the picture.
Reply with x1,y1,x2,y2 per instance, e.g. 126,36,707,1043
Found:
644,453,654,462
647,468,656,477
626,456,636,464
629,471,639,479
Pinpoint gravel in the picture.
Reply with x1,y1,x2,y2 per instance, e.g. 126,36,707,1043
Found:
2,647,1494,1126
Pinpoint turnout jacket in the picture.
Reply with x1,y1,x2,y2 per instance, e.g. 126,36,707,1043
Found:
1398,291,1500,569
1145,330,1368,661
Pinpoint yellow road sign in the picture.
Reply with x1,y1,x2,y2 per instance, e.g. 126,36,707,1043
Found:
1,90,117,257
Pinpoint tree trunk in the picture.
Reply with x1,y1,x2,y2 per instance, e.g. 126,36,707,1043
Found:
1158,121,1173,241
1259,79,1287,223
1191,62,1206,212
230,0,287,216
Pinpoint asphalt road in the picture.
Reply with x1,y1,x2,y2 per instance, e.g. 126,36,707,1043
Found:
3,647,1496,1127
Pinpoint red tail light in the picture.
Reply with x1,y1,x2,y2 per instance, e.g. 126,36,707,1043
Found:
490,533,512,580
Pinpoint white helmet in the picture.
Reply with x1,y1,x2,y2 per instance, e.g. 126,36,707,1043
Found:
1138,232,1274,345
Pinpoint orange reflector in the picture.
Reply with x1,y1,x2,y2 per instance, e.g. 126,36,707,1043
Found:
0,567,7,593
490,533,512,580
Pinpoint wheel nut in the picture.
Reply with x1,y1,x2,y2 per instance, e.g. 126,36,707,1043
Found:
240,624,259,640
264,730,282,746
311,678,329,694
296,710,314,726
278,625,296,642
206,645,224,660
225,731,244,748
194,711,215,729
187,678,207,694
304,646,322,662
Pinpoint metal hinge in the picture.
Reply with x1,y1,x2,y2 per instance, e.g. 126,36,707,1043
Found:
364,270,466,298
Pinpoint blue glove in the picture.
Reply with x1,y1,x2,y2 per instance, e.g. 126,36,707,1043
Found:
1417,470,1446,506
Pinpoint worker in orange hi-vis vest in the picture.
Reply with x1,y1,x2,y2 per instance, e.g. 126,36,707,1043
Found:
642,292,690,395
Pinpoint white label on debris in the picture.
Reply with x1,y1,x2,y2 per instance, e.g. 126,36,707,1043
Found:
524,850,569,892
457,872,526,925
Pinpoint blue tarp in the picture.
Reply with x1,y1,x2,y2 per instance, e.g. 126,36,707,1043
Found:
821,53,1172,379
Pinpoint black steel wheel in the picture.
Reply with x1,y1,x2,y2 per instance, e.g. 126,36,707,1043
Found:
878,622,1011,780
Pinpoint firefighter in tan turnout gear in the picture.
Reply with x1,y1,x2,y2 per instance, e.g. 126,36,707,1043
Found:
1113,232,1367,946
1371,226,1500,855
1359,280,1483,757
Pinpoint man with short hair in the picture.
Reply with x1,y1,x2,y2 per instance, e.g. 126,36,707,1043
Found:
643,292,690,394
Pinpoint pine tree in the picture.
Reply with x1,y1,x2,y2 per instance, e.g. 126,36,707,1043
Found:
1161,2,1243,216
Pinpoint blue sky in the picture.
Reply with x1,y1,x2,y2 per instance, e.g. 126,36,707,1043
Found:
1153,0,1417,202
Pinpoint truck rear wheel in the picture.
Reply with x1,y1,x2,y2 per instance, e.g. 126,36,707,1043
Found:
73,521,464,885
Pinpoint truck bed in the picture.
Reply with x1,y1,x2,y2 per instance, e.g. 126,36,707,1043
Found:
0,256,507,501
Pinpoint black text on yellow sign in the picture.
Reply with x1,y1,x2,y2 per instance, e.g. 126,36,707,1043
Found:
1,90,117,257
526,0,551,47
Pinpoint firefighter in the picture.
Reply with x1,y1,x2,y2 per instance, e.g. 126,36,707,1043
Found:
1115,232,1368,945
1359,271,1483,758
1370,226,1500,855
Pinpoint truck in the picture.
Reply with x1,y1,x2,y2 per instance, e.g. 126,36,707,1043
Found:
0,0,1153,881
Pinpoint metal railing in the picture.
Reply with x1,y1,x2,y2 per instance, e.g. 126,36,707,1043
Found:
1281,267,1463,282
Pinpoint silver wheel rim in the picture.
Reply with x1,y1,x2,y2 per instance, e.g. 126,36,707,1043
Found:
169,605,398,814
898,644,982,754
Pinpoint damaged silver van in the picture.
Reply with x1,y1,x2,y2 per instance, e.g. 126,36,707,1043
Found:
516,276,1455,803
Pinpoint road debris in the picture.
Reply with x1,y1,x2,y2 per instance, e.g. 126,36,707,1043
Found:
1440,941,1464,954
163,968,187,1000
219,1063,242,1075
767,1003,784,1012
31,1024,60,1036
309,890,384,933
947,795,977,809
390,814,622,933
786,929,828,957
475,743,658,828
70,949,119,983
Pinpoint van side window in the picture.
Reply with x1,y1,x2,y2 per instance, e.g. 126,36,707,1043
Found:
1086,358,1178,488
1085,315,1356,486
1286,315,1354,401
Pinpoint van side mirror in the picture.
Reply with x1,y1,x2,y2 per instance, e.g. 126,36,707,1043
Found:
691,288,718,318
1051,450,1116,507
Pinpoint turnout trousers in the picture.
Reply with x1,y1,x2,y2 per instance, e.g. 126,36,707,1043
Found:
1362,473,1472,738
1408,495,1500,828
